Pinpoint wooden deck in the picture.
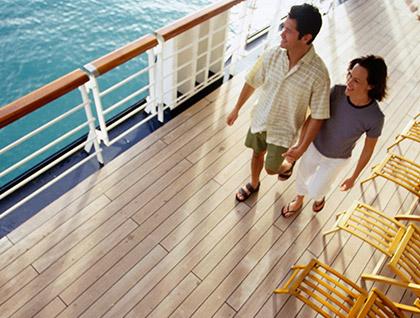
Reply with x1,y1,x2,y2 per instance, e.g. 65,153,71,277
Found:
1,0,419,317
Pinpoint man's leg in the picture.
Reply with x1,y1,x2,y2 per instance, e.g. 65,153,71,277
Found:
236,130,267,202
264,144,288,175
251,150,266,188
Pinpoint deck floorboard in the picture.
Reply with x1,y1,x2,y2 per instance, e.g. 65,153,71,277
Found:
1,0,419,317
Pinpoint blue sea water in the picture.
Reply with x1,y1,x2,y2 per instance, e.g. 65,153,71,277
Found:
0,0,219,187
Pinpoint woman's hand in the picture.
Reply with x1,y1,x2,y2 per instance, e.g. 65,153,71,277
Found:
340,177,355,191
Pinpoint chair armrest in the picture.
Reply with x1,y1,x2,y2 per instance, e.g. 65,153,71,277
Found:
361,274,420,292
394,215,420,222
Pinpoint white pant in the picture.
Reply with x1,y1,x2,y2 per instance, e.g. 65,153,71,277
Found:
295,143,351,201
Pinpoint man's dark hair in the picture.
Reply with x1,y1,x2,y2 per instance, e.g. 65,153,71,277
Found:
348,55,388,101
288,3,322,45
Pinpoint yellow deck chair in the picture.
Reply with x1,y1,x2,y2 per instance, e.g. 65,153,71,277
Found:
393,298,420,316
360,153,420,197
361,223,420,293
387,114,420,151
323,201,407,257
274,259,368,317
356,288,419,317
274,259,418,317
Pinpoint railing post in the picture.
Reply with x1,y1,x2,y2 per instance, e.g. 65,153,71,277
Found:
83,64,110,145
204,19,215,85
79,84,104,165
154,33,165,122
145,49,157,115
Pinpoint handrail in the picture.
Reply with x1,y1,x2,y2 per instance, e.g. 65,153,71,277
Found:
155,0,244,41
0,69,89,129
85,34,158,76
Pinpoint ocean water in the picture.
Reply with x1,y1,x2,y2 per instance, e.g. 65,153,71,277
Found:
0,0,220,187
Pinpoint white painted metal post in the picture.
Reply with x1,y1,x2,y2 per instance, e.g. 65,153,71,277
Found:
79,84,104,164
85,74,110,145
145,49,157,115
204,19,215,85
154,34,165,122
189,27,200,93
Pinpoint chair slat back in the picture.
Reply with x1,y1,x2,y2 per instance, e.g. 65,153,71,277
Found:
405,120,420,142
339,202,405,256
388,224,420,290
356,288,405,318
376,154,420,196
289,259,367,318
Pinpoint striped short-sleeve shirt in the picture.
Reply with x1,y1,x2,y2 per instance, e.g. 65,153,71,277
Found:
245,45,330,148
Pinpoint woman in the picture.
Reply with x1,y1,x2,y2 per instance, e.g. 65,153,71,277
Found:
281,55,387,217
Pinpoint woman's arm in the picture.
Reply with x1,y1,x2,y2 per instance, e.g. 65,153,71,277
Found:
283,116,324,162
340,136,378,191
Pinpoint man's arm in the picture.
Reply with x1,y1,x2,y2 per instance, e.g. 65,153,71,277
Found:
340,136,378,191
226,83,255,126
283,116,324,162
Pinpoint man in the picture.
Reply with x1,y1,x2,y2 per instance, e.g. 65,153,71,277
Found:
226,3,330,202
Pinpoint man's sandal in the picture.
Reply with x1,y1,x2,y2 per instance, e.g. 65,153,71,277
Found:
281,200,303,218
312,197,325,213
236,182,260,202
278,161,296,181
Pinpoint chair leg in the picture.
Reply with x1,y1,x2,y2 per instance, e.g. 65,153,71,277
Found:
387,136,404,151
372,253,387,276
361,276,368,290
322,227,340,236
360,174,377,185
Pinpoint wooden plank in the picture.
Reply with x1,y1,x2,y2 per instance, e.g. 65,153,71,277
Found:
0,266,38,306
32,297,66,318
191,174,285,280
1,1,419,318
101,176,253,318
147,273,201,318
0,219,138,318
187,226,283,318
57,245,167,318
5,70,243,244
252,250,315,318
0,195,111,283
0,236,12,255
6,140,166,243
213,303,236,318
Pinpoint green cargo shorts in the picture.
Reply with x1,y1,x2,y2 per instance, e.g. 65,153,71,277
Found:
244,129,287,172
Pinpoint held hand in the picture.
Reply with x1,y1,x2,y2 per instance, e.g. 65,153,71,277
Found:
282,146,304,162
340,177,355,191
226,110,238,126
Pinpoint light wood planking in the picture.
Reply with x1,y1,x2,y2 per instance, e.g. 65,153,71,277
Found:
1,0,419,317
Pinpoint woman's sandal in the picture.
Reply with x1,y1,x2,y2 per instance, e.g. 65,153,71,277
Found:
312,197,326,213
281,200,303,218
236,182,260,202
278,161,296,181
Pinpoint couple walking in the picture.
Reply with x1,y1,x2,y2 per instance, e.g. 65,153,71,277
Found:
226,3,387,217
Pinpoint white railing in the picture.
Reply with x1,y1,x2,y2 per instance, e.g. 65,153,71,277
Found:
2,0,328,217
0,71,103,218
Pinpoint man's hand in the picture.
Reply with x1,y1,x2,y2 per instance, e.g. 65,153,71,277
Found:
226,110,238,126
340,177,355,191
283,146,304,163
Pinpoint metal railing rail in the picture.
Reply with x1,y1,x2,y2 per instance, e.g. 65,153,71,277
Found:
155,0,244,111
0,0,271,218
84,34,159,146
0,74,103,218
